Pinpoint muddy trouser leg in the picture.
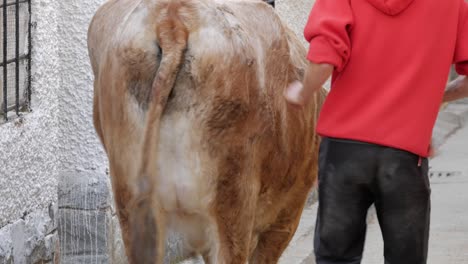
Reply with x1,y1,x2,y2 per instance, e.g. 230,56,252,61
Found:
375,148,431,264
314,138,431,264
314,138,376,264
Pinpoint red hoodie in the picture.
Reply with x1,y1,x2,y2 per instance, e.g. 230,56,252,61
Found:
305,0,468,157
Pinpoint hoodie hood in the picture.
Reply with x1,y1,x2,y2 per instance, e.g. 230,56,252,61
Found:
366,0,415,16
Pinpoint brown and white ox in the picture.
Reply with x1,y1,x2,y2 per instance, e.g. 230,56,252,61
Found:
88,0,325,263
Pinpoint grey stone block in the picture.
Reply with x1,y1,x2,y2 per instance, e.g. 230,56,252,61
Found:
58,172,111,211
58,255,109,264
58,209,111,258
57,171,114,264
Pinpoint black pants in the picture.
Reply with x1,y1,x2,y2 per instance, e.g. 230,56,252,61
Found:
314,137,431,264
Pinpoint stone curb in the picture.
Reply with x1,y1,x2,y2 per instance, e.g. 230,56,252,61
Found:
0,204,58,264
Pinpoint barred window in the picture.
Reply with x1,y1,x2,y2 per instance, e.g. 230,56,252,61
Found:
0,0,31,121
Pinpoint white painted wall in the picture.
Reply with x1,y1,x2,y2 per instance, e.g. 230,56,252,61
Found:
56,0,107,174
0,0,60,227
0,0,107,227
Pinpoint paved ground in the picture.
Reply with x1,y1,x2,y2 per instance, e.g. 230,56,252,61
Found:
280,100,468,264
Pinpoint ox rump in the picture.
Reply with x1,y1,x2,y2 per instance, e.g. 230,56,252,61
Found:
88,0,325,263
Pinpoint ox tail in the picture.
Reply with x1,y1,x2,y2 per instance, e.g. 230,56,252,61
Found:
128,1,198,263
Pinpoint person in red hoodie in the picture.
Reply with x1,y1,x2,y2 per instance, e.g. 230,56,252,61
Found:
284,0,468,263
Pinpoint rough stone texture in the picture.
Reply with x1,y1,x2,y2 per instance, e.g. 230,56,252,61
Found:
0,204,57,264
0,0,60,228
57,172,112,264
58,210,111,264
0,225,13,264
56,0,108,174
58,172,111,211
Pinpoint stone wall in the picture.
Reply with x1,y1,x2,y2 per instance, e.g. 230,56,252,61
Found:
57,172,114,263
0,0,107,262
0,0,60,262
0,0,60,229
0,205,57,264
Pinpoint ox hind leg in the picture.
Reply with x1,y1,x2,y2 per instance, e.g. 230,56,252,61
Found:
107,161,133,262
208,150,259,264
109,158,165,264
92,80,106,152
249,194,307,264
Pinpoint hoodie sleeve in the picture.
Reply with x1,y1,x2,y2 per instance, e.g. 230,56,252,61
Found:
304,0,354,72
454,2,468,75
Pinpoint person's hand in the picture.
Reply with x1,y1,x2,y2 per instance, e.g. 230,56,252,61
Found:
443,76,468,103
284,62,333,107
284,80,305,107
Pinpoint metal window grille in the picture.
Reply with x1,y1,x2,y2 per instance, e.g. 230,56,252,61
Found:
1,0,32,121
